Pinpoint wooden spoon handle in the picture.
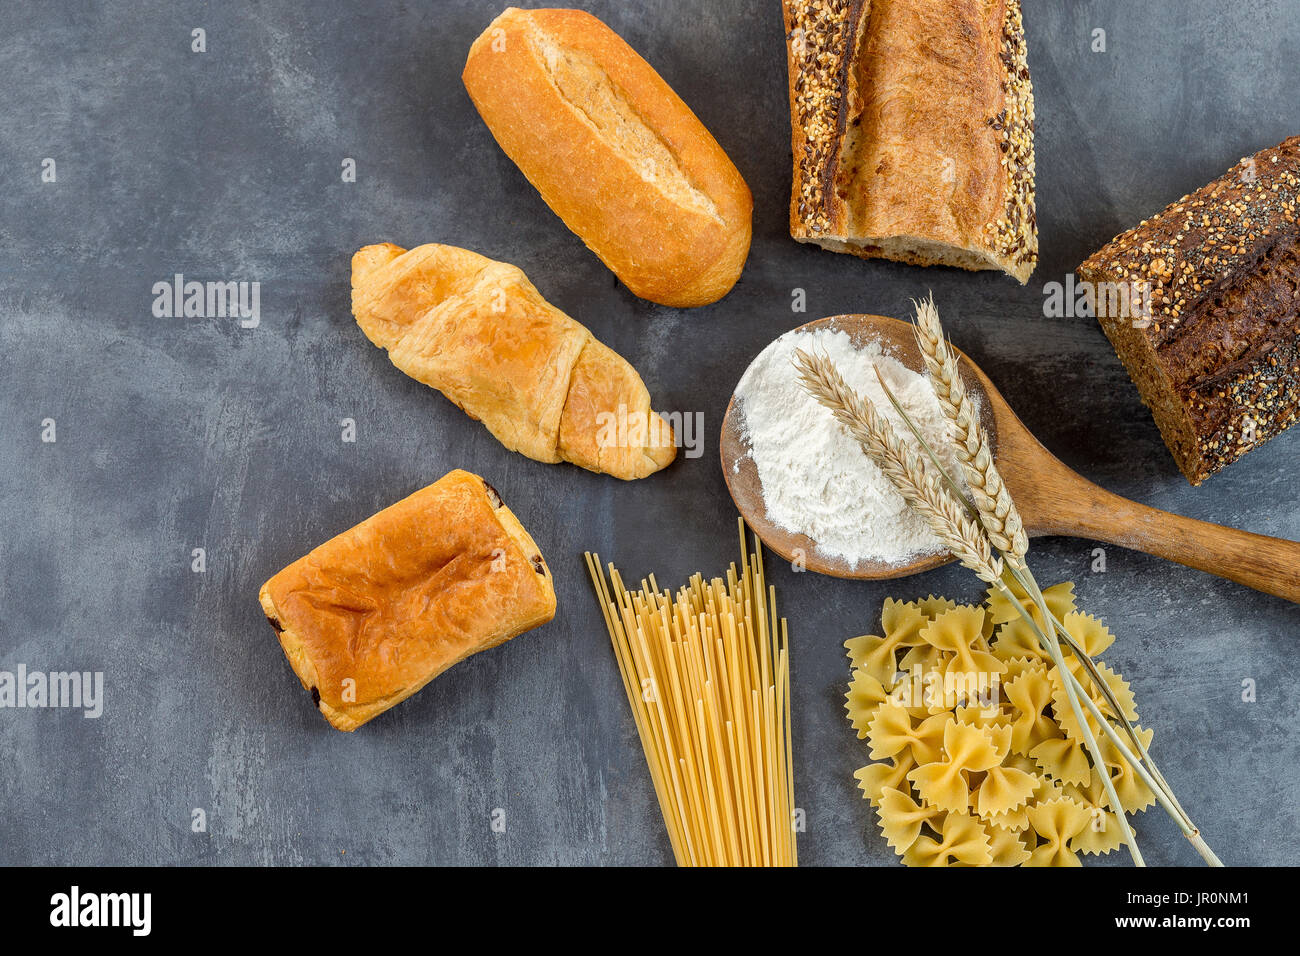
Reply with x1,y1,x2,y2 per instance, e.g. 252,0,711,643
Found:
1033,477,1300,604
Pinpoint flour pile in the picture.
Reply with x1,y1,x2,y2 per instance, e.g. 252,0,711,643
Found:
735,325,971,568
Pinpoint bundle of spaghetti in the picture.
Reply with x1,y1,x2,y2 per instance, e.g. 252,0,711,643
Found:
585,519,796,866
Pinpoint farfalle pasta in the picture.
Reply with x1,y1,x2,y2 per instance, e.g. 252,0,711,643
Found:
846,670,888,739
902,811,992,868
909,720,1002,812
1004,666,1057,755
877,787,944,852
975,726,1038,818
846,598,928,686
1027,797,1094,867
846,585,1155,867
866,703,950,764
855,754,915,806
1030,734,1092,787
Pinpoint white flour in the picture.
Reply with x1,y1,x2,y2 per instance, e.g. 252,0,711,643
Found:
735,325,971,568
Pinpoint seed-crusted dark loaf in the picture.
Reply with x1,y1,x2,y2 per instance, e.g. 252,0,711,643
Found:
780,0,1037,283
1078,136,1300,486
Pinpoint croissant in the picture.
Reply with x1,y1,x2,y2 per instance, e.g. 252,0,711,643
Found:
351,242,677,480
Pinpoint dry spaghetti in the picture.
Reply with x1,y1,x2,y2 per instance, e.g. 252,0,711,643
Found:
585,519,796,867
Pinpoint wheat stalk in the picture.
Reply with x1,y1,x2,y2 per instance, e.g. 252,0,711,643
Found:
911,293,1029,566
794,317,1221,867
794,345,1142,863
791,348,1003,585
907,297,1215,856
908,297,1181,820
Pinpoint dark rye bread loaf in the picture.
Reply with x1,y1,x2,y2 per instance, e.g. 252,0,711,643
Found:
1078,136,1300,485
781,0,1037,283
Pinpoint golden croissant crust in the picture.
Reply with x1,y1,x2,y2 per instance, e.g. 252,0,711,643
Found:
351,242,677,480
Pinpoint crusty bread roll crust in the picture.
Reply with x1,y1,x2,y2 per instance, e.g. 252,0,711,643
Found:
782,0,1037,283
352,242,677,480
1079,136,1300,485
260,469,557,731
463,7,752,307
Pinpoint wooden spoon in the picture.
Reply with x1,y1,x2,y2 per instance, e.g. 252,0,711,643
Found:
721,314,1300,603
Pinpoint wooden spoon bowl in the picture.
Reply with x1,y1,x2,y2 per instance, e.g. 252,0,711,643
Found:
721,314,1300,604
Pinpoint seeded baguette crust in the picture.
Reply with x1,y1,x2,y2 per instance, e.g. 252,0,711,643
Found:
781,0,1037,283
259,470,557,732
463,7,752,308
1078,136,1300,486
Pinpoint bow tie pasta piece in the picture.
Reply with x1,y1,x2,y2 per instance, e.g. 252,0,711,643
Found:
845,669,889,739
1102,725,1157,814
987,754,1060,832
1026,796,1093,867
1059,611,1116,679
845,598,927,686
988,826,1033,866
908,720,1002,813
973,725,1039,818
1049,662,1139,744
991,615,1057,665
1005,667,1058,756
1002,655,1049,685
1064,776,1130,856
866,703,952,764
902,811,993,867
977,765,1039,819
915,595,959,620
986,805,1031,832
876,786,944,854
854,753,916,806
1029,733,1092,787
896,642,948,681
986,579,1077,629
955,703,1013,732
919,606,1006,681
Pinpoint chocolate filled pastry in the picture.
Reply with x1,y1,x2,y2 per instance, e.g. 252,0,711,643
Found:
351,242,677,480
259,469,557,731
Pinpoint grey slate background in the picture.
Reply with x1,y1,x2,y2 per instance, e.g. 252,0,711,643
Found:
1,0,1297,866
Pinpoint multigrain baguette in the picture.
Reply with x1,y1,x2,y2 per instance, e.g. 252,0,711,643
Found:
462,7,752,307
1078,136,1300,486
351,242,677,481
782,0,1037,283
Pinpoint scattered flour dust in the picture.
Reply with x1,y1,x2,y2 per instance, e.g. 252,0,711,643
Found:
735,325,972,568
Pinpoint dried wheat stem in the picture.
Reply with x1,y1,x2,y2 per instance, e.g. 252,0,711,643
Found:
792,348,1004,585
911,295,1029,566
795,329,1219,867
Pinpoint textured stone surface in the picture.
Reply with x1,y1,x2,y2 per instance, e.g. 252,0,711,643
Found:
0,0,1296,866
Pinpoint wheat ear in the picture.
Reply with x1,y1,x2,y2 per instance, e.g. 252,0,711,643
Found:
911,295,1029,566
792,348,1004,585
